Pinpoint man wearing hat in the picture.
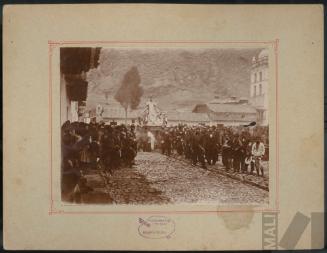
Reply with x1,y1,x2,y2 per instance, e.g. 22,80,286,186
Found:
232,134,243,173
251,136,265,176
162,131,172,156
191,129,207,169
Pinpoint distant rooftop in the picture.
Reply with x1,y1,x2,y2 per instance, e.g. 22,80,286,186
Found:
166,111,211,122
101,106,143,119
209,95,249,105
207,103,256,114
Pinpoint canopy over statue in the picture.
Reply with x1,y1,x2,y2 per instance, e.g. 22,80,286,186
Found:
142,97,167,126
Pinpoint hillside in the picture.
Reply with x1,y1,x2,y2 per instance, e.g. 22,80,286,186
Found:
86,47,263,111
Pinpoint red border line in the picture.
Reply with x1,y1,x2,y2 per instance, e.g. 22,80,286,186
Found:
49,40,279,215
50,208,279,215
275,39,280,211
49,40,275,45
49,44,54,214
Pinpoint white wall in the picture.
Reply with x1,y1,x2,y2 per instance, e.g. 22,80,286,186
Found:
60,74,71,125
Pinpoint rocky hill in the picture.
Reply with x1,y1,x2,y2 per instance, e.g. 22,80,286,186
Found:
86,47,263,111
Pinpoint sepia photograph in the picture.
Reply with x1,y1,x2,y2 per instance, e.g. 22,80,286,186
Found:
4,4,324,250
60,47,270,205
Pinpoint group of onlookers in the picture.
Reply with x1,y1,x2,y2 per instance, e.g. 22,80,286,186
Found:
61,121,137,201
61,121,268,202
155,124,268,176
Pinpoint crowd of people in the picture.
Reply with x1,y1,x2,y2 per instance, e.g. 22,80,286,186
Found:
61,120,268,201
61,121,137,200
154,124,268,176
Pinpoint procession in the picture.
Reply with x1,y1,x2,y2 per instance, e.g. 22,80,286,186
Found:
60,47,270,204
61,98,269,204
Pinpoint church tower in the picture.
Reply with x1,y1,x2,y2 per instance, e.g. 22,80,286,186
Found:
250,49,269,126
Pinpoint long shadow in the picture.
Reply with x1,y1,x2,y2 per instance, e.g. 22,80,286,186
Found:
104,166,171,204
62,166,171,205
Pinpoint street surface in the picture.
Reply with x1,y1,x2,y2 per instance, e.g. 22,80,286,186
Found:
82,151,269,205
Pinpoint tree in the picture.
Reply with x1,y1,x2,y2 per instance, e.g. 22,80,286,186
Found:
114,66,143,123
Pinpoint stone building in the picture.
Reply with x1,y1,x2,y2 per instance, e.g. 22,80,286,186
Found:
249,49,269,126
165,111,211,126
192,102,256,126
100,106,141,125
85,103,142,125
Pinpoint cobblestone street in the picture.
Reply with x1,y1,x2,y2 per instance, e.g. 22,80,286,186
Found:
82,152,269,205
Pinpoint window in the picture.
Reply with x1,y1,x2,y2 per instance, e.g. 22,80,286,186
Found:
258,111,263,121
259,71,262,81
254,73,257,83
259,84,262,95
254,85,257,97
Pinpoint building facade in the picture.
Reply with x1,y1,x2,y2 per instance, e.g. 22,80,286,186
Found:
102,107,140,125
192,102,257,126
86,103,142,125
165,111,212,126
249,49,269,126
60,47,101,125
